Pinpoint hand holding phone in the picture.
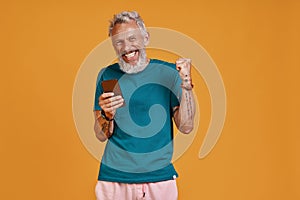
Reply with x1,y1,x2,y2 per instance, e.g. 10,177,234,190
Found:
101,79,125,107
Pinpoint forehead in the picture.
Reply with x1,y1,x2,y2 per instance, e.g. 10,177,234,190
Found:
111,20,140,36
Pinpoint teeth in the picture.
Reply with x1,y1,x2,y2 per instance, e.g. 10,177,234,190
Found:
125,51,136,58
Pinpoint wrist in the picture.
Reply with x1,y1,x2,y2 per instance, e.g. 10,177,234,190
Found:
100,110,114,121
181,76,193,90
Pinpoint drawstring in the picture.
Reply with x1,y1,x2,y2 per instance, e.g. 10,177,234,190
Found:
142,184,146,197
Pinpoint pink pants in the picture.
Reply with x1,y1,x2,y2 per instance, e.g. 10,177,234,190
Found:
95,179,178,200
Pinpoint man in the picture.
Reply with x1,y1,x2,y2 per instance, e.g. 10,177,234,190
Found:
93,11,195,200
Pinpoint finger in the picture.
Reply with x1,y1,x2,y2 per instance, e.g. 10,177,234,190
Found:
110,97,124,108
176,65,181,71
102,96,124,109
103,98,125,112
100,92,115,100
176,59,185,71
99,93,116,108
176,58,191,66
109,95,123,102
101,95,123,106
176,58,185,63
105,103,123,113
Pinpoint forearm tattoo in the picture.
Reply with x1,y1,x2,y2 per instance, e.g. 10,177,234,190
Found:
101,121,109,133
185,91,193,120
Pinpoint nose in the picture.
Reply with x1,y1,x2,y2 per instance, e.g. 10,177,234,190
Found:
122,40,131,52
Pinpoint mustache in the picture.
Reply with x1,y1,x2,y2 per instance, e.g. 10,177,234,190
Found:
119,48,141,57
118,48,148,74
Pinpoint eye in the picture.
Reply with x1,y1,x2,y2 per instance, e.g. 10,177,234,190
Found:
115,40,124,46
128,36,136,42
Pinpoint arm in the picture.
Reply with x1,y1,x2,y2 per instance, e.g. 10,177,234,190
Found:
173,58,196,134
93,110,114,142
93,92,124,142
173,89,195,134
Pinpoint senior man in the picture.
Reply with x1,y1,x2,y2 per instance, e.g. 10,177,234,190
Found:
93,11,195,200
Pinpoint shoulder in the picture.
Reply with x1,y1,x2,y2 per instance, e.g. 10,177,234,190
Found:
95,63,123,85
97,63,124,79
98,63,120,75
149,59,178,77
150,59,176,70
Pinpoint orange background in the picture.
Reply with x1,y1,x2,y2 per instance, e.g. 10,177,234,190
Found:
1,0,299,199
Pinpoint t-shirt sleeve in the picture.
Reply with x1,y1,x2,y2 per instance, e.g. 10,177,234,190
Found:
170,69,182,108
94,68,106,111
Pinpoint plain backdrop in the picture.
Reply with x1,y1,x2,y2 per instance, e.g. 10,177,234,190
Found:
1,0,299,199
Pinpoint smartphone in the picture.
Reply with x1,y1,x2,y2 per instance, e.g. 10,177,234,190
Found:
101,79,122,95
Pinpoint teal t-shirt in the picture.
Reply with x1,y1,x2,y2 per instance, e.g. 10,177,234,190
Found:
94,59,182,183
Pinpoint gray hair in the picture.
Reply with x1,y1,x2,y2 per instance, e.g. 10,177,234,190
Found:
108,11,147,36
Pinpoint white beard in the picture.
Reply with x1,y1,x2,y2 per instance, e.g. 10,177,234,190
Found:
118,49,148,74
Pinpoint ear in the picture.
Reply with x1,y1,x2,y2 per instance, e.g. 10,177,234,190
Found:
143,32,150,46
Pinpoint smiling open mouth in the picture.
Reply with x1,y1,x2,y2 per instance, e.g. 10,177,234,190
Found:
122,50,139,62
